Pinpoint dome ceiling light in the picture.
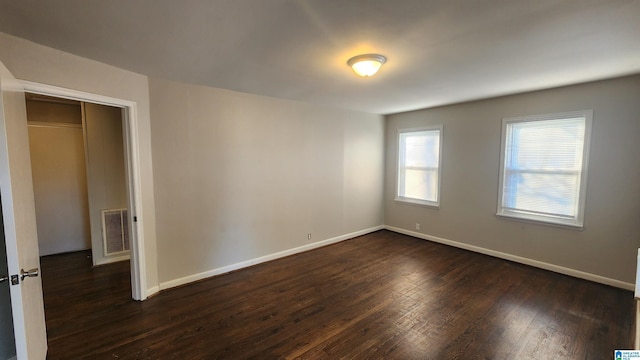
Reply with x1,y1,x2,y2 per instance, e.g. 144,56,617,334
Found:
347,54,387,77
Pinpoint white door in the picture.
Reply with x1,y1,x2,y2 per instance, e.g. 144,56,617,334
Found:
0,63,48,358
0,204,16,360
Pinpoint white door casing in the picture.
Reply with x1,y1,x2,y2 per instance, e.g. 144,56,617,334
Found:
0,63,47,359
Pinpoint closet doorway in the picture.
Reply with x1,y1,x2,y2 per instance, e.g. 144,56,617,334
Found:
26,93,131,268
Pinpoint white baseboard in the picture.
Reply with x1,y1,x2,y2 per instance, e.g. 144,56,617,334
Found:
385,225,634,291
146,285,160,299
93,254,130,266
159,225,385,291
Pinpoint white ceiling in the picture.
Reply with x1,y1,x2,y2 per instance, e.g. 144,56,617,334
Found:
0,0,639,114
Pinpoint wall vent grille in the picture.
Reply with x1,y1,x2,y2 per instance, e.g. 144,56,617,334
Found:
102,208,129,255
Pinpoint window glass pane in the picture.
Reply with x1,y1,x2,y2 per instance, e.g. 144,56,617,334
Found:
507,118,585,171
402,131,440,168
403,168,438,202
503,171,579,217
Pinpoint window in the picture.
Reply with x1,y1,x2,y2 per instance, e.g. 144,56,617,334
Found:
497,110,592,228
396,126,442,207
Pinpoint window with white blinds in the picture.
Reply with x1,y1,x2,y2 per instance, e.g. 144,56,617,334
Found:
497,110,592,228
396,126,442,207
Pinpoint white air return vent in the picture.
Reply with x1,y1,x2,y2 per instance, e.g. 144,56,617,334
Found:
102,208,130,255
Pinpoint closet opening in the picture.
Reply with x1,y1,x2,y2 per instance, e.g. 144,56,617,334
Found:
26,92,131,268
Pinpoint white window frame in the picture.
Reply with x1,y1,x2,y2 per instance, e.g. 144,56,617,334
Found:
395,126,443,208
496,110,593,229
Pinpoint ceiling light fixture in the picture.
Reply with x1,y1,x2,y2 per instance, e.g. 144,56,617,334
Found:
347,54,387,77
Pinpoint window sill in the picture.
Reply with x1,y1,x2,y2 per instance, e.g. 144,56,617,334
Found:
496,211,584,230
395,197,439,209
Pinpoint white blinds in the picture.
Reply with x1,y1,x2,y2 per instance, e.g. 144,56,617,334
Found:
501,116,587,223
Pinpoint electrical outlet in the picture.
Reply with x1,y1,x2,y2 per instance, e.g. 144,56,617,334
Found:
307,233,312,240
415,223,420,230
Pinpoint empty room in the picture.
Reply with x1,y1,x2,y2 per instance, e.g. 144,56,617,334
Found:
0,1,639,359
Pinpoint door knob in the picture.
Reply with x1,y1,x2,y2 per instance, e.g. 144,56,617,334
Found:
20,268,39,281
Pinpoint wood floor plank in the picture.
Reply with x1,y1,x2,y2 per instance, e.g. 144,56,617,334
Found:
41,230,634,359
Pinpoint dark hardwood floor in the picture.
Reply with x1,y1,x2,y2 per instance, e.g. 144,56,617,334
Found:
41,230,634,359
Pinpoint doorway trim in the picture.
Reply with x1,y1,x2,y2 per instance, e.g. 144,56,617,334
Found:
17,79,147,300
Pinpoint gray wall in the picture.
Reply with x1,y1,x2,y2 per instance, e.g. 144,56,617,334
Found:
149,78,385,285
26,100,90,256
27,123,90,256
84,103,128,265
385,75,640,285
